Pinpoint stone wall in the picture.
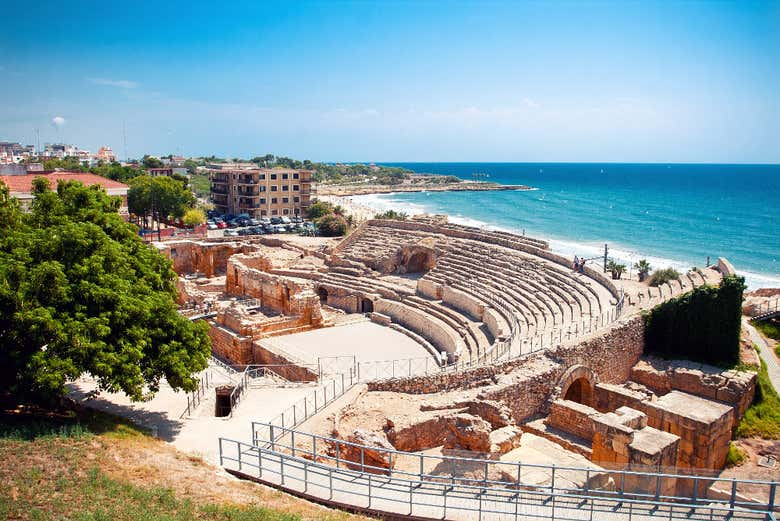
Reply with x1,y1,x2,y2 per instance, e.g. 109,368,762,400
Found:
158,240,252,277
630,358,756,427
367,316,646,423
226,254,324,325
547,400,598,441
374,298,465,359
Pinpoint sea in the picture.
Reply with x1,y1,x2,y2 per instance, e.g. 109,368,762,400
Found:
350,163,780,289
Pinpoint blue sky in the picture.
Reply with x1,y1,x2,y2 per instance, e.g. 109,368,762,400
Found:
2,0,779,163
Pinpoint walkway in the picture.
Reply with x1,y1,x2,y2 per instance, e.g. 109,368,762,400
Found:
743,319,780,393
219,440,771,521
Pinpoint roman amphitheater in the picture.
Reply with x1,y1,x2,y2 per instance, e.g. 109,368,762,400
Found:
71,215,777,520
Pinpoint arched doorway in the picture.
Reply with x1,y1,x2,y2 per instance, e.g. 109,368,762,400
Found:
317,287,328,304
563,377,593,404
360,298,374,313
557,364,597,408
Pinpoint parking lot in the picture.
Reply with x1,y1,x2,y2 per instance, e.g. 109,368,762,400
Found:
207,212,317,237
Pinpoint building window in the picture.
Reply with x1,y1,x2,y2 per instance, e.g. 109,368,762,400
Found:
271,197,278,204
260,185,266,192
260,198,266,204
271,209,278,215
170,248,177,257
282,173,289,180
282,185,289,191
261,209,267,216
271,185,278,192
282,197,289,203
294,208,300,215
270,173,277,180
293,196,300,202
293,173,299,179
293,184,299,191
283,208,289,215
259,174,266,180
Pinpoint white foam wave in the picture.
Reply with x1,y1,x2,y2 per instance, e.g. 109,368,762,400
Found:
350,193,780,289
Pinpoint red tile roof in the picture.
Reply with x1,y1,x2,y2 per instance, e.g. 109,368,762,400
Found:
0,172,129,194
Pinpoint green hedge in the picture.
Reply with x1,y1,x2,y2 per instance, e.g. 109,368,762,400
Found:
643,275,746,366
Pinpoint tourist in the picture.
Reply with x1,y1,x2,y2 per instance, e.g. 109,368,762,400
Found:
579,258,586,273
573,255,579,272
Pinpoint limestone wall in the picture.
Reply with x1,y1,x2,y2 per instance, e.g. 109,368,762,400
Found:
374,298,465,359
158,240,251,277
367,316,645,423
441,285,484,321
547,400,598,441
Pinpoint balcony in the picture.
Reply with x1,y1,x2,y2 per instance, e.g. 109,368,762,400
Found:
211,175,229,184
236,177,258,185
236,187,259,196
212,186,228,194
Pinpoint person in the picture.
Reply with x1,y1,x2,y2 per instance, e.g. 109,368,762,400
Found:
573,255,579,272
579,258,586,273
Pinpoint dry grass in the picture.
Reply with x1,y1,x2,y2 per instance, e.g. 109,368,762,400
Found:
0,402,368,521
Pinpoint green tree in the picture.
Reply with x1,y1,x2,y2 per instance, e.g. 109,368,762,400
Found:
0,178,211,402
141,155,163,169
183,208,206,227
306,199,335,220
634,259,652,282
317,214,348,236
128,175,195,229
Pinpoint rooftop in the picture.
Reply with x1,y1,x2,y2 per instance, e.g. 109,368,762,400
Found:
0,171,129,194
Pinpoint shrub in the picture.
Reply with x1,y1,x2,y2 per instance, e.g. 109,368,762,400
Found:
634,259,651,282
182,208,206,227
316,214,348,236
374,210,408,220
725,442,746,467
735,357,780,439
306,200,335,220
643,275,746,366
648,267,680,286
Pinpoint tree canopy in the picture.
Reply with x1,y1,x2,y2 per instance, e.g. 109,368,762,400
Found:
0,177,211,402
127,175,196,227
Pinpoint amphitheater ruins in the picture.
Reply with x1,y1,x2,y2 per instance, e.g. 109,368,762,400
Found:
148,215,775,520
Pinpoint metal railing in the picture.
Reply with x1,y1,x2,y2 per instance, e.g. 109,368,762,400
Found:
180,371,211,418
750,298,780,320
220,429,778,520
259,368,357,435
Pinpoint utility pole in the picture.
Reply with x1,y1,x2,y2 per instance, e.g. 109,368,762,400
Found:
603,244,609,273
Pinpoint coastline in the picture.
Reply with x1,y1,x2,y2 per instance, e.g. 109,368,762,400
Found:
320,190,780,290
315,180,532,196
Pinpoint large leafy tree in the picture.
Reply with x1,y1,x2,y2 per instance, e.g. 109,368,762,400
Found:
0,177,211,402
128,175,195,229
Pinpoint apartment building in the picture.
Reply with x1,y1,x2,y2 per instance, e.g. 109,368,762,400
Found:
209,168,313,217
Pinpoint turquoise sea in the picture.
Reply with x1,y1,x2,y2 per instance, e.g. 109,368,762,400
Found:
353,163,780,289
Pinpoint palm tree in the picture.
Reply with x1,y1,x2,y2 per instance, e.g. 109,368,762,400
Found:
634,259,652,282
607,260,627,280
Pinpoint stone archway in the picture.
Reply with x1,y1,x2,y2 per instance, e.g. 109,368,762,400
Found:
557,364,597,407
360,298,374,313
317,287,328,304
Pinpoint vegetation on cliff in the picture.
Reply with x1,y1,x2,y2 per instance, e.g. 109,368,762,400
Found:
0,178,210,402
643,275,746,366
735,357,780,439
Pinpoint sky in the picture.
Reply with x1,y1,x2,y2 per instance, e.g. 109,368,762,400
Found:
2,0,779,163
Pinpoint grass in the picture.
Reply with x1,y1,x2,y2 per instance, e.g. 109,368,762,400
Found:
725,442,747,467
735,357,780,439
0,401,361,521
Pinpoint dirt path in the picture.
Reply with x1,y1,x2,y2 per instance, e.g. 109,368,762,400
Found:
744,318,780,393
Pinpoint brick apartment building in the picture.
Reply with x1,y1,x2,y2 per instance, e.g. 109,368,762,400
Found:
209,168,313,218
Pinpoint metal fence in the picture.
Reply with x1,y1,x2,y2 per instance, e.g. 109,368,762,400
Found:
179,371,212,419
750,298,780,320
220,432,778,521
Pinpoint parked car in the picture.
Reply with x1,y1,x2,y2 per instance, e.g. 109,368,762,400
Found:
216,221,228,229
207,223,218,230
280,216,292,224
292,216,303,223
248,218,260,226
223,229,238,237
270,216,282,225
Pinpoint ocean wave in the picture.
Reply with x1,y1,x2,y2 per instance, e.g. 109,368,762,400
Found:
350,193,779,289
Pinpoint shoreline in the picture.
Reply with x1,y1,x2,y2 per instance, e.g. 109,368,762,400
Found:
323,191,780,290
315,180,532,196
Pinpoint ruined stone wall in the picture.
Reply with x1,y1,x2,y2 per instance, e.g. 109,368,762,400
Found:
226,254,323,325
547,400,597,441
367,316,645,422
630,359,756,426
159,240,251,277
208,323,253,365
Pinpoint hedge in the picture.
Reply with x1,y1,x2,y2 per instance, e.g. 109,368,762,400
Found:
643,275,746,366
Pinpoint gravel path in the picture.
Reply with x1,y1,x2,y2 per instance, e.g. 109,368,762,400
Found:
743,318,780,393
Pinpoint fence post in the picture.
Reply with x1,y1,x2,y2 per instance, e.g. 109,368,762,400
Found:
238,442,242,472
368,473,372,509
270,425,275,451
258,446,262,478
329,467,333,500
303,458,308,493
218,438,224,466
280,453,285,486
291,431,296,457
361,446,365,474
